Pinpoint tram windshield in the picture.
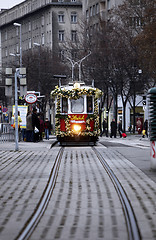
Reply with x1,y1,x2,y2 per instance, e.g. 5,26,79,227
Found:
71,97,84,113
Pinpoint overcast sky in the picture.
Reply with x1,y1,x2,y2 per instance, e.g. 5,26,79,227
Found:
0,0,25,10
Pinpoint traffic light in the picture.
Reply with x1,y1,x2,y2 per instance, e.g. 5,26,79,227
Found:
0,105,2,114
18,96,24,105
142,96,146,106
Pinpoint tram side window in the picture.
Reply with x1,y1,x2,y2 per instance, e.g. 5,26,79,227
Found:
71,97,84,113
87,96,93,113
62,97,68,113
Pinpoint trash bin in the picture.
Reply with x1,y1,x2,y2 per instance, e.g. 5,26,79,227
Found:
148,87,156,170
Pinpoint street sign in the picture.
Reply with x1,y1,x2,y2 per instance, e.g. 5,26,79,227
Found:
25,93,37,104
2,107,8,113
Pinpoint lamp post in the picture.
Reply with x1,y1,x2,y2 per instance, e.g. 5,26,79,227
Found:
33,43,41,91
14,69,19,151
66,57,77,81
66,51,91,81
13,23,22,68
77,51,91,81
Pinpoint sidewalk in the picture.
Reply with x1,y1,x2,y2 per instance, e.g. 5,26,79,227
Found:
99,134,156,183
0,135,57,151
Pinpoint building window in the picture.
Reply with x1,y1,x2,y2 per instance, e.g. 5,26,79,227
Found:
5,48,8,57
86,10,89,19
71,0,76,2
16,44,19,53
90,6,92,17
58,30,64,42
5,31,7,41
107,0,110,10
71,12,77,23
28,38,31,49
129,17,143,27
41,33,45,45
58,12,64,22
93,5,96,16
41,15,44,26
28,21,31,31
71,30,77,42
96,3,99,14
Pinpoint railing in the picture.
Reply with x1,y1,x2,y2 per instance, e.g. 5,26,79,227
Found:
0,123,15,143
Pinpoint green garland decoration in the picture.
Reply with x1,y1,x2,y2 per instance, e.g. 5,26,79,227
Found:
51,85,102,99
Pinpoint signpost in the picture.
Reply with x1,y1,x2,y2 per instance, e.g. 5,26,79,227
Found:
25,93,37,104
2,107,8,113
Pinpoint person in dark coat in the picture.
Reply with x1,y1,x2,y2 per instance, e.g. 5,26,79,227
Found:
32,108,40,142
44,118,51,140
118,121,122,138
39,114,44,141
100,118,108,137
110,119,117,138
26,111,33,142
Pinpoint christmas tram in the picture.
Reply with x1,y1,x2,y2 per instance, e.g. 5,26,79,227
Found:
51,81,102,145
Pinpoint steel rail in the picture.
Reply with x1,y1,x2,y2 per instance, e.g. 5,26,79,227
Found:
15,147,64,240
93,147,141,240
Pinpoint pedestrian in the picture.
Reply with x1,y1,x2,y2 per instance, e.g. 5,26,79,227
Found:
39,114,44,141
32,108,40,142
44,118,51,140
142,119,148,138
118,121,122,138
26,111,33,142
13,111,22,141
100,118,108,137
110,119,117,138
128,124,132,133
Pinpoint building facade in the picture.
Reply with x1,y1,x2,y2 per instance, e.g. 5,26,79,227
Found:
0,0,82,70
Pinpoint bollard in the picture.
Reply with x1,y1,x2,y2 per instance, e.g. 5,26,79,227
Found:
148,87,156,170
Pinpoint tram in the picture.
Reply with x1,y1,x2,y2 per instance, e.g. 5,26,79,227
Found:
51,81,102,145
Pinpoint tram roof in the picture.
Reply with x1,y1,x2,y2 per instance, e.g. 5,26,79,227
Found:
59,82,96,90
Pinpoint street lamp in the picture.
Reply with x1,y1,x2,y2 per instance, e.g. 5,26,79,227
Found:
13,23,22,68
66,51,91,81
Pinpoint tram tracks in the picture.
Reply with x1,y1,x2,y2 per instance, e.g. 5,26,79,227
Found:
93,147,141,240
15,147,64,240
14,145,142,240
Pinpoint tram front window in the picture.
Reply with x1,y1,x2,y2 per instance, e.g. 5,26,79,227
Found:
71,97,84,113
62,97,68,113
87,96,93,113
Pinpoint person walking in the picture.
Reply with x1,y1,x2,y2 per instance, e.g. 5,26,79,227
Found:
142,119,148,138
44,118,51,140
110,119,117,138
118,121,122,138
32,108,40,142
100,118,108,137
26,111,33,142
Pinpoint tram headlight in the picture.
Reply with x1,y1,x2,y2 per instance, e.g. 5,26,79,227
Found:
73,124,81,133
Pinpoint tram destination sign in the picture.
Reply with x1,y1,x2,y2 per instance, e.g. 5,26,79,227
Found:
25,93,37,104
